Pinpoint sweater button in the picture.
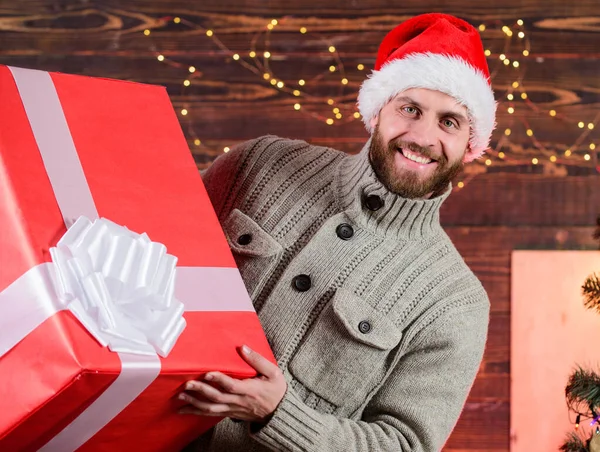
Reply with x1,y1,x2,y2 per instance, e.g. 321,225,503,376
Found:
292,274,311,292
237,234,252,245
364,195,383,211
336,223,354,240
358,320,372,334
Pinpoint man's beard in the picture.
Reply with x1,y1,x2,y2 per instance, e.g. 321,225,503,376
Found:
368,125,464,199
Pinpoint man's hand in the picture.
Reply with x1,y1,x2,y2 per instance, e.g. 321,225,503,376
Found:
178,345,286,423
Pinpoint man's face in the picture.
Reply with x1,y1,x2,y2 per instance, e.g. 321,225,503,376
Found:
369,88,471,199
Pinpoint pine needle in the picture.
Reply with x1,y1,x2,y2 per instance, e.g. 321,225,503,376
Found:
583,274,600,313
559,432,588,452
566,367,600,412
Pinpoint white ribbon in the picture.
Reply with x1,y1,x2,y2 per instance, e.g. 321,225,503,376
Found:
50,216,185,358
2,66,255,451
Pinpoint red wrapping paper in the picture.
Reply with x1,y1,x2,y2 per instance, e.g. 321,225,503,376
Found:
0,66,273,451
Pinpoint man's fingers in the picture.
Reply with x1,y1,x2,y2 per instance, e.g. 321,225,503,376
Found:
178,393,231,416
204,372,246,394
239,345,279,379
184,380,241,404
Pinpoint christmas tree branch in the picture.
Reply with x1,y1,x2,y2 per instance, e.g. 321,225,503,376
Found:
559,432,588,452
566,367,600,412
583,274,600,313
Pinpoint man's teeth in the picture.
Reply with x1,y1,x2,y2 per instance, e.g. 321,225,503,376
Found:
400,148,432,164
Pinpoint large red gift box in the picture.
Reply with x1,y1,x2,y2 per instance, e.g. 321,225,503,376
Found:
0,66,273,451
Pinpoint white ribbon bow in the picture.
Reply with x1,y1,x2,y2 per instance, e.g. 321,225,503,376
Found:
49,216,186,357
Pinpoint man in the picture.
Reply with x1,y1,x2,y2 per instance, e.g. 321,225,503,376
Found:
180,13,496,451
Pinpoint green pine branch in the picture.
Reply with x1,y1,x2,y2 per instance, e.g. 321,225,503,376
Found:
559,432,589,452
566,367,600,412
583,273,600,313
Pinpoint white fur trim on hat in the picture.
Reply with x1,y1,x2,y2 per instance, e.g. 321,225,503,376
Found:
357,52,497,161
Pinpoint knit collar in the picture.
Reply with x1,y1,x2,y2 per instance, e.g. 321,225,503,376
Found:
334,139,451,240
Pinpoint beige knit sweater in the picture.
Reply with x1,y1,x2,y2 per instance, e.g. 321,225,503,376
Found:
194,136,489,452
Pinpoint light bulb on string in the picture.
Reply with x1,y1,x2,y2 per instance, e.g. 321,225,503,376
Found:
249,51,256,58
206,30,213,37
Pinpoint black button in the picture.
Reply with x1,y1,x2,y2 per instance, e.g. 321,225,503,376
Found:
358,320,372,334
336,223,354,240
292,274,311,292
364,195,383,211
237,234,252,245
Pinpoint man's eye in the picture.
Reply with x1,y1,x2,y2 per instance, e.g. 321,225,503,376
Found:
442,119,457,128
403,106,417,114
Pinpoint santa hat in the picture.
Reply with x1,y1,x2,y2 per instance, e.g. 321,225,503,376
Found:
357,13,497,162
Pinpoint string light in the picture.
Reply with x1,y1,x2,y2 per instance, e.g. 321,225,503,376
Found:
223,146,230,153
194,139,201,146
532,158,538,164
457,181,465,188
148,16,597,174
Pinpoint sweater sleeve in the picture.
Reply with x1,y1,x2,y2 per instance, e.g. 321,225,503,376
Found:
250,301,489,452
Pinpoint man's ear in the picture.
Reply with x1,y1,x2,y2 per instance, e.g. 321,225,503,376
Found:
370,115,378,130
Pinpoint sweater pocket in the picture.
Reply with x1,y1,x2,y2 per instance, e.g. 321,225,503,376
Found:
223,209,284,299
288,288,403,409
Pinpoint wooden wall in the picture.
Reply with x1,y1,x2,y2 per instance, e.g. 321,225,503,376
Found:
1,1,599,449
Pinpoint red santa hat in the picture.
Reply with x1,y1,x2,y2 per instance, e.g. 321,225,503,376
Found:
357,13,497,162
